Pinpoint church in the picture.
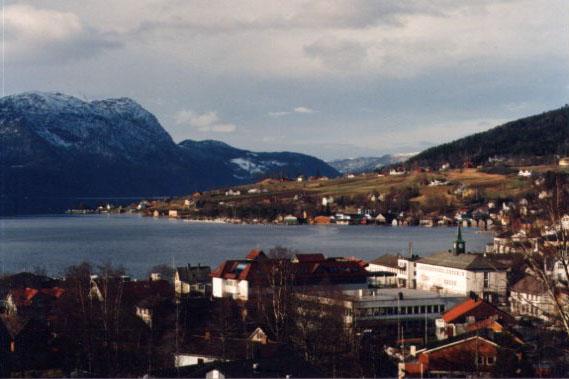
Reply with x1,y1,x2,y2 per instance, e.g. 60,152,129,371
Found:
414,226,509,303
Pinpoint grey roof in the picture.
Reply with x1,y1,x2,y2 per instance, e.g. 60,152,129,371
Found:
418,251,509,271
176,264,211,284
511,275,547,295
369,254,400,269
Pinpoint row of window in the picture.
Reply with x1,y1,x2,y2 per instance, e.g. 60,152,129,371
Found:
477,356,496,366
355,304,445,317
419,265,466,277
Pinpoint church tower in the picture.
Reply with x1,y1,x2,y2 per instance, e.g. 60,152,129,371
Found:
453,224,466,255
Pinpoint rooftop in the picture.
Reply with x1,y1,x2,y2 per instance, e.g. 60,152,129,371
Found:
418,251,509,271
342,287,466,302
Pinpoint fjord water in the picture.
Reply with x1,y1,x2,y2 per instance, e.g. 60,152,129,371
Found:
0,214,492,278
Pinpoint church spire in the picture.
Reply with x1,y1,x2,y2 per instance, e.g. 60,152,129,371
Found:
453,224,466,255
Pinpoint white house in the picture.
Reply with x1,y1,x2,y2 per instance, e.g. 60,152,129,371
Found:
389,169,406,176
510,275,563,321
225,189,241,196
518,169,532,177
561,214,569,231
322,196,334,206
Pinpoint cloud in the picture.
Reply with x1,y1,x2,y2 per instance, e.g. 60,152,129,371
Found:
304,37,368,71
175,110,236,133
5,4,121,64
293,106,315,114
269,106,316,117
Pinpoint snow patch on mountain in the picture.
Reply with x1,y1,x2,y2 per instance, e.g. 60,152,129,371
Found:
231,156,288,175
231,158,265,174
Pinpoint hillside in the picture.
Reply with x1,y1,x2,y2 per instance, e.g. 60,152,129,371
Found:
0,92,338,214
407,106,569,168
153,166,541,223
328,153,414,174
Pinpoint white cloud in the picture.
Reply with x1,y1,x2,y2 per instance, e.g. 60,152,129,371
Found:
269,106,316,117
268,111,291,118
293,106,315,114
5,4,120,64
71,0,565,79
175,110,236,133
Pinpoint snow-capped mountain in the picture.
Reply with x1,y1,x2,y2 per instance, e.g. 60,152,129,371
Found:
328,153,415,174
0,92,338,214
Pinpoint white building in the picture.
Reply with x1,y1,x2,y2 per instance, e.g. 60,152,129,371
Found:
518,169,532,177
389,169,406,176
510,275,561,321
367,254,419,289
297,287,466,327
415,227,509,303
322,196,334,206
225,189,241,196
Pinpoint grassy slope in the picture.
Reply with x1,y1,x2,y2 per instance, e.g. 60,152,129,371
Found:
204,168,534,207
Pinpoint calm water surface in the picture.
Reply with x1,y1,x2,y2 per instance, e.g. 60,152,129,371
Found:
0,214,492,277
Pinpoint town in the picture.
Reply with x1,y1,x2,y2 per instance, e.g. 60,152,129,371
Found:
3,204,569,378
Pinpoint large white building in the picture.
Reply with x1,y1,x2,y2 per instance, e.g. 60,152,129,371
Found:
297,287,466,327
415,227,509,303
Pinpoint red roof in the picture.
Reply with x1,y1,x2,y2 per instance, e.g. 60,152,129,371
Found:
292,253,325,263
443,298,513,324
211,251,368,286
40,287,65,299
9,288,39,306
443,298,482,322
246,249,266,260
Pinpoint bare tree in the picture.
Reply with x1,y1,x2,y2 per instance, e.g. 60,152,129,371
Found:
521,172,569,336
255,246,297,342
290,287,355,377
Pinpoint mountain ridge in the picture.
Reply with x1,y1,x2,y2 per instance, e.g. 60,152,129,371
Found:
328,153,415,174
406,105,569,168
0,92,338,214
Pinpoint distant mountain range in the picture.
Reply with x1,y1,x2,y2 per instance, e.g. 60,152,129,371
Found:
407,106,569,168
0,92,338,214
328,153,415,174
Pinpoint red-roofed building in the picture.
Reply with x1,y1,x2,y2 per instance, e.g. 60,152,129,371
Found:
211,251,369,300
436,296,514,340
245,249,267,261
401,329,524,377
8,288,39,308
291,253,325,263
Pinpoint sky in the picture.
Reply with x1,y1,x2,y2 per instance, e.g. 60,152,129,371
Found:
5,0,569,160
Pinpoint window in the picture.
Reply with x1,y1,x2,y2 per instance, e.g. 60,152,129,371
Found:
487,356,496,366
477,356,484,365
420,306,426,314
484,272,490,288
427,305,432,313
